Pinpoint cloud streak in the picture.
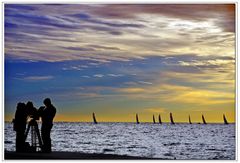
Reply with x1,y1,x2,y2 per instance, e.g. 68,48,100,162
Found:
22,75,54,81
5,4,235,63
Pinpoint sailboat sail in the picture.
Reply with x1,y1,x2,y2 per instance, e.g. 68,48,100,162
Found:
136,114,140,124
223,114,228,124
93,112,97,124
202,115,207,124
189,115,192,124
170,113,175,124
158,114,162,124
153,115,156,124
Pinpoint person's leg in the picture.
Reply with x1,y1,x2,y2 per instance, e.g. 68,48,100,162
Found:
41,127,52,152
16,131,25,152
44,128,51,152
16,132,20,152
41,128,47,152
19,131,25,152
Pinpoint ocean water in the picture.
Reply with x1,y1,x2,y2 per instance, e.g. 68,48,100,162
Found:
4,122,235,159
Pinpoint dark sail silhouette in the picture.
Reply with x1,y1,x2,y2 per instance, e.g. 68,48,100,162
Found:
92,112,97,124
136,114,139,124
158,114,162,124
153,115,156,124
223,114,228,124
189,115,192,124
202,114,207,124
170,112,175,124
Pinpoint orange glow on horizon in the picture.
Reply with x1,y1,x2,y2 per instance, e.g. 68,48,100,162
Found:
5,110,235,123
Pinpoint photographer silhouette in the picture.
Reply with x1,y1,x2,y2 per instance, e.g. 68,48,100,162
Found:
38,98,56,153
13,100,56,153
13,102,27,152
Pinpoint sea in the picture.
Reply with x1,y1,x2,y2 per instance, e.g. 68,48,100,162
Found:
4,122,235,160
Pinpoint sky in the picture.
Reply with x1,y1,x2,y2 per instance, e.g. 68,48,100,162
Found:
4,4,235,123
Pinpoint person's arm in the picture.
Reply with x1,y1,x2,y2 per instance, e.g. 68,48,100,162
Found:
38,106,45,121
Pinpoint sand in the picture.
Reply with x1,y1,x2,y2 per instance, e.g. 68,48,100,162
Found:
5,151,152,160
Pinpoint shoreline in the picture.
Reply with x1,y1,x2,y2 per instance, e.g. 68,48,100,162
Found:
4,151,154,160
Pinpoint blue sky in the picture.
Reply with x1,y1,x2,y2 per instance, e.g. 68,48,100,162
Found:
4,4,235,122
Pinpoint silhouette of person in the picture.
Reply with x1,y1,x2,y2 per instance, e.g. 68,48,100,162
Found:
39,98,56,153
26,101,38,120
13,102,27,152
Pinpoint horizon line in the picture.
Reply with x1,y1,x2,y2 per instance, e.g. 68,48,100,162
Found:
4,121,236,124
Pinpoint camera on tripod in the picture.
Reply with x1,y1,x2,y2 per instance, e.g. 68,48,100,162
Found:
24,105,43,153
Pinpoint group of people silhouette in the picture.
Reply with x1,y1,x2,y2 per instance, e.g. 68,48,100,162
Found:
13,98,56,153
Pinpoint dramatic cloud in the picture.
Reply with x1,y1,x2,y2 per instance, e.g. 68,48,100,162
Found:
4,4,235,122
5,4,235,63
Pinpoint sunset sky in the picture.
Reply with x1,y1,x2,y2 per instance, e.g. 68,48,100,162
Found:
4,4,235,122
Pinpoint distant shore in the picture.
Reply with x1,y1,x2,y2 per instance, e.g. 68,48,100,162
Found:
5,151,153,160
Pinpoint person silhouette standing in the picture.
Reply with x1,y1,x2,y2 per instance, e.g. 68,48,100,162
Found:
13,102,27,152
39,98,56,153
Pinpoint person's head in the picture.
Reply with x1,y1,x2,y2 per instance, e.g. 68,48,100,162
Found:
43,98,51,107
17,102,26,111
26,101,33,108
26,101,36,117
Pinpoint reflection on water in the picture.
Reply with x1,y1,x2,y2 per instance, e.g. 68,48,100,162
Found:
5,122,235,159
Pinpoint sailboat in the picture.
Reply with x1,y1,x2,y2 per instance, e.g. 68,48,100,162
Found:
170,112,175,124
202,114,207,124
223,114,228,124
92,112,98,124
153,115,156,124
189,115,192,124
136,114,140,124
158,114,162,124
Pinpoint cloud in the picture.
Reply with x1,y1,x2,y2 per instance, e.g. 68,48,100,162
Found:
107,74,123,77
165,88,234,105
22,75,54,81
138,81,153,85
70,12,144,28
93,74,104,78
81,75,90,78
118,87,145,93
178,59,235,69
88,45,121,51
90,4,235,32
72,92,103,99
113,80,234,107
4,4,235,63
62,66,83,71
89,62,100,66
64,47,95,51
144,107,166,113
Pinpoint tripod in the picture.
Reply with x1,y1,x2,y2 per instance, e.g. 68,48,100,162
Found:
24,119,43,152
